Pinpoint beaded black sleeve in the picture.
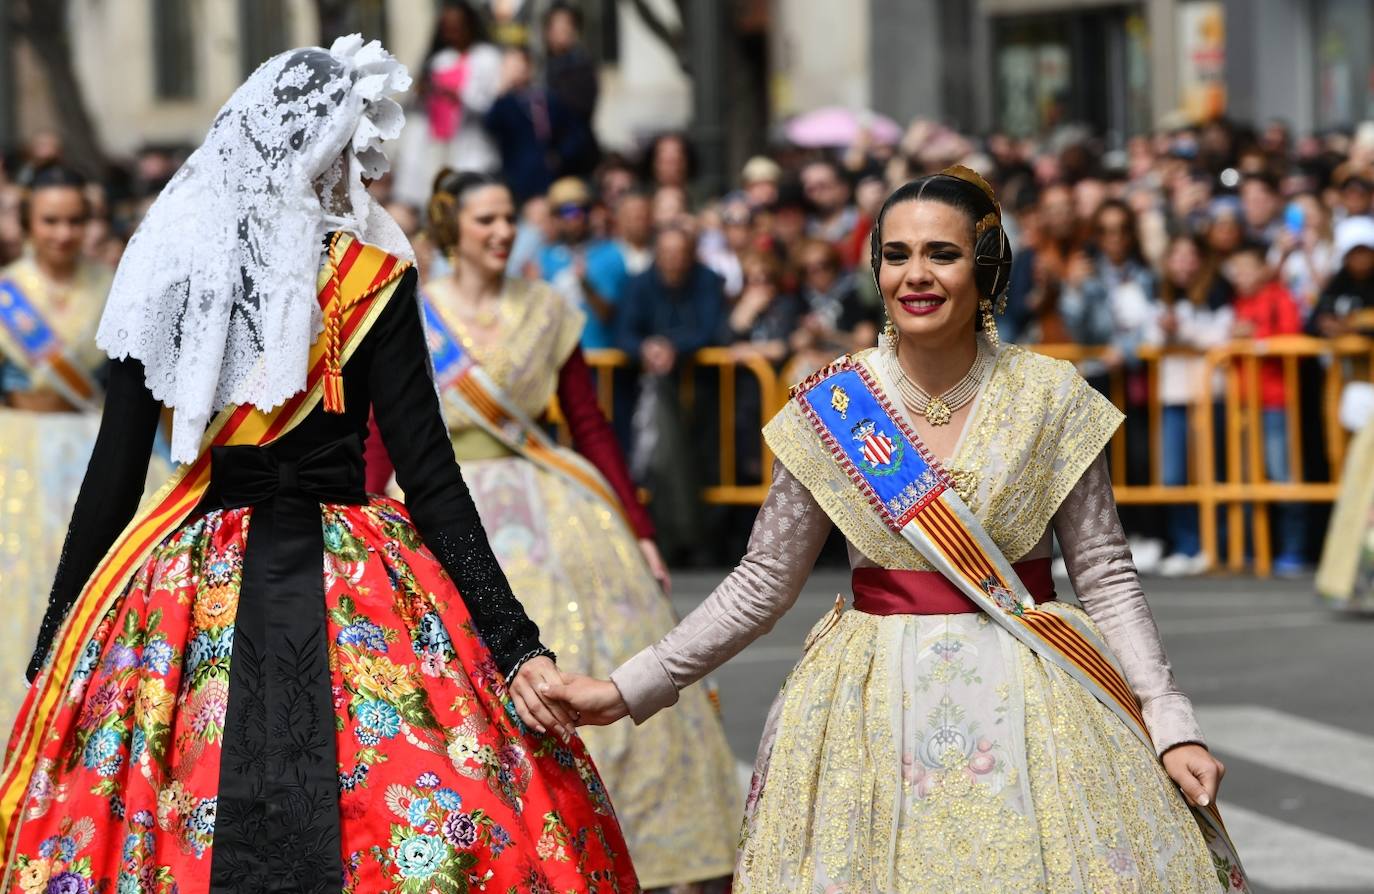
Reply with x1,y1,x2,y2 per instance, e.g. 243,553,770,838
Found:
366,271,553,678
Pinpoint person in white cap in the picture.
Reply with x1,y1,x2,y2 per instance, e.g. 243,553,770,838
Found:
1311,214,1374,337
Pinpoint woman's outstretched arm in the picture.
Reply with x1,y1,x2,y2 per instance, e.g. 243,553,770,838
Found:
549,461,831,725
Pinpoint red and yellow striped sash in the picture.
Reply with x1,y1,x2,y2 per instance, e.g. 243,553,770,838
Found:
912,498,1150,736
0,234,409,853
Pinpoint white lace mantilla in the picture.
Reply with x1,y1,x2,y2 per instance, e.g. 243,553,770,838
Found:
97,35,415,463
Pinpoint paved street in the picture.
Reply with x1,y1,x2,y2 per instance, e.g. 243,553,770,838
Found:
667,568,1374,894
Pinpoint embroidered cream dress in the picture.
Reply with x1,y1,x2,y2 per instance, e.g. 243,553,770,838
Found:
423,278,741,889
613,342,1232,894
0,256,112,733
1316,415,1374,610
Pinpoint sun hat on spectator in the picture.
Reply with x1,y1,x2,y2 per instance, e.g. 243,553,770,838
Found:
1335,215,1374,264
741,156,782,186
547,176,592,209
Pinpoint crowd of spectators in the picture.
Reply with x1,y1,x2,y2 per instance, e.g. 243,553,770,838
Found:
5,1,1374,568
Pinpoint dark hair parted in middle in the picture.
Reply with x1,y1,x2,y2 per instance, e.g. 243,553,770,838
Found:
20,162,91,233
870,168,1011,302
428,168,506,251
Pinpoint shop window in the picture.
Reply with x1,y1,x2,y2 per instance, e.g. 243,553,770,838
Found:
1316,0,1374,127
152,0,197,100
239,0,292,77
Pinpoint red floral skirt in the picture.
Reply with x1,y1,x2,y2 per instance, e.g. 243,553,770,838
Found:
5,498,638,893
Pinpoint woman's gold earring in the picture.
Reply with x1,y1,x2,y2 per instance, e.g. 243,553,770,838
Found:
882,315,897,350
980,296,1000,348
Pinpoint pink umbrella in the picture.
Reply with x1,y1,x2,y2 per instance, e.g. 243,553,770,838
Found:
785,106,903,148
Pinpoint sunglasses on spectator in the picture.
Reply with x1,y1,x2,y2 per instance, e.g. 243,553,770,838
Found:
556,203,589,219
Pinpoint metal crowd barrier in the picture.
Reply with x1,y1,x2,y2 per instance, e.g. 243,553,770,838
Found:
547,338,1374,578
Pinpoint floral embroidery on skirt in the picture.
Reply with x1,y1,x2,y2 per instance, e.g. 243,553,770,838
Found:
6,498,637,894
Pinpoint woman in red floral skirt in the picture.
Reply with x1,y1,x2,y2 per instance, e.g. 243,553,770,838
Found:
1,36,637,894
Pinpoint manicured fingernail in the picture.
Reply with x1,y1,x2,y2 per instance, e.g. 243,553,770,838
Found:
535,725,546,734
538,683,549,693
1198,794,1210,806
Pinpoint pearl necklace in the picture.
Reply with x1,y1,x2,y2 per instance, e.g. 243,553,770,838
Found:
892,338,991,426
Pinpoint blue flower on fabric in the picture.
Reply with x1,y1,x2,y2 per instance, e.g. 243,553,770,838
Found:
120,832,139,864
95,753,124,778
82,727,122,769
204,556,235,586
415,772,440,789
323,524,346,553
141,640,174,675
433,788,461,811
337,620,389,653
131,810,154,829
103,643,139,673
130,728,146,764
356,728,381,747
393,833,448,878
406,797,434,828
188,797,217,834
72,639,101,680
39,834,77,862
440,812,477,849
186,628,234,674
412,613,454,657
117,873,141,894
45,872,91,894
356,700,401,738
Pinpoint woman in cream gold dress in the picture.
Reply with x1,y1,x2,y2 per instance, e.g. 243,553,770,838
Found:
0,164,112,733
549,168,1249,893
400,169,739,891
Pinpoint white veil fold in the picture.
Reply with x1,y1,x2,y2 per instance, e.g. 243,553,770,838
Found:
97,35,415,463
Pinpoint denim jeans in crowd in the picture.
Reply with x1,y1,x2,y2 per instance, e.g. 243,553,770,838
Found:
1162,404,1305,563
1261,408,1307,564
1161,405,1202,557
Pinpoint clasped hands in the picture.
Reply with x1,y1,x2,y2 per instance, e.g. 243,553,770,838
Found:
515,662,1226,810
508,656,628,740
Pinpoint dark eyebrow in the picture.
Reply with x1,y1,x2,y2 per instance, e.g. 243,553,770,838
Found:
927,241,964,252
880,240,911,252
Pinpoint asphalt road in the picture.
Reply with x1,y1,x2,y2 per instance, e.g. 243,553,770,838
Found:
665,567,1374,894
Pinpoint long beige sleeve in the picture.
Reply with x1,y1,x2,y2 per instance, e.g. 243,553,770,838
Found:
611,462,833,724
1054,453,1206,754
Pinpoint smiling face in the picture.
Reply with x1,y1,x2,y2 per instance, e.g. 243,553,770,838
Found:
27,186,88,272
455,184,516,278
876,199,980,347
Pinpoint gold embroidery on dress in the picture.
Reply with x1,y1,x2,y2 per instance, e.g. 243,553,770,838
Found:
427,277,585,431
764,346,1124,570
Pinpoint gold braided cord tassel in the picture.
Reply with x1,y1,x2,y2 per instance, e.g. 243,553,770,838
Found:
980,297,1000,348
322,232,348,414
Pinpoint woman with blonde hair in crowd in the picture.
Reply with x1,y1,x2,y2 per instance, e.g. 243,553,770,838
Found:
401,168,740,893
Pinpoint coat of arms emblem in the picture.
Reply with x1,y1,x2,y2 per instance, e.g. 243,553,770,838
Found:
852,418,898,468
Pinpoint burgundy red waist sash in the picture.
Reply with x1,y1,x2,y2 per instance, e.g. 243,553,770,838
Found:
852,558,1056,615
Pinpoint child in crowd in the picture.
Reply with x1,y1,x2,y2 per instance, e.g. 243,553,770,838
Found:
1226,241,1307,575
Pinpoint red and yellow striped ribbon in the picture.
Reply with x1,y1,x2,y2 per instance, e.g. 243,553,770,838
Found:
914,495,1150,738
449,372,626,525
0,234,409,855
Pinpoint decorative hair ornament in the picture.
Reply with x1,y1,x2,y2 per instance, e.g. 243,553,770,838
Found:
939,164,1002,216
